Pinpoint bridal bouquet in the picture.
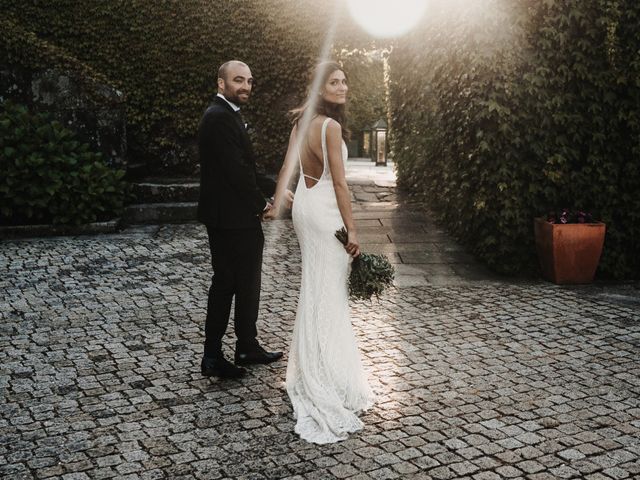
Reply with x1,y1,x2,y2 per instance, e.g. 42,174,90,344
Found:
335,227,395,300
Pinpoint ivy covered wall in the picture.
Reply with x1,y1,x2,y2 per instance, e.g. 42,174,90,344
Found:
2,0,376,174
1,16,127,166
389,0,640,279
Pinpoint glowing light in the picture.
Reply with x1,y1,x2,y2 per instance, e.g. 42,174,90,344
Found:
270,8,340,218
346,0,429,38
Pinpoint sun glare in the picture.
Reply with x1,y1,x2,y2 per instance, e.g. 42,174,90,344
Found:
346,0,429,38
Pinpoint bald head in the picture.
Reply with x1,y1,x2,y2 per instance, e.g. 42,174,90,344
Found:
218,60,249,83
217,60,253,105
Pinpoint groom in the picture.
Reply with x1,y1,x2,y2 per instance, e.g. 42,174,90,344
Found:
197,60,283,379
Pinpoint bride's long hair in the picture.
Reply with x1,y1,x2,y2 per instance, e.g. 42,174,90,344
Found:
289,61,351,142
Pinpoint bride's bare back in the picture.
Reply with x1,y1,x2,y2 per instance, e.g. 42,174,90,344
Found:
298,115,329,188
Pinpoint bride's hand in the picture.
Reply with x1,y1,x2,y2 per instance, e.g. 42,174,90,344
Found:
346,230,360,257
284,189,295,209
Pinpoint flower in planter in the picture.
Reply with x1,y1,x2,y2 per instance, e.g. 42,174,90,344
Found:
576,211,592,224
546,209,594,225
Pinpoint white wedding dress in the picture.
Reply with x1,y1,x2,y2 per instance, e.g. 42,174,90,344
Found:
286,117,376,444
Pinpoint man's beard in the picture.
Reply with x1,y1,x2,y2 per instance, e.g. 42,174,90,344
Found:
225,90,250,105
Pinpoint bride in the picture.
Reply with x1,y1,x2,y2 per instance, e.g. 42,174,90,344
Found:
266,61,376,444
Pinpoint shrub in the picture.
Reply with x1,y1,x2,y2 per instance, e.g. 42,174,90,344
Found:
0,101,127,225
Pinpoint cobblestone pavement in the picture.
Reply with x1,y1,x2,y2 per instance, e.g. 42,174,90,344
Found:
1,166,640,480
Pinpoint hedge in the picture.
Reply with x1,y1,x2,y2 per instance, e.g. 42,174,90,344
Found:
388,0,640,279
0,16,116,107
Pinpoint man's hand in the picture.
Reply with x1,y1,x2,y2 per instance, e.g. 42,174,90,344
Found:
262,202,273,220
261,202,274,221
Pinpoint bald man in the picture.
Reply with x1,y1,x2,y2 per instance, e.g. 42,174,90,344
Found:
197,60,282,379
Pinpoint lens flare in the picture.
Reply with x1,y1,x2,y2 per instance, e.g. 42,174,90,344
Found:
270,8,339,218
346,0,429,38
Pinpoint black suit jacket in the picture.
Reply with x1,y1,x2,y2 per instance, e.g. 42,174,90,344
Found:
197,96,276,228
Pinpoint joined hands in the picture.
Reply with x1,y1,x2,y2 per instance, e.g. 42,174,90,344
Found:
263,189,294,220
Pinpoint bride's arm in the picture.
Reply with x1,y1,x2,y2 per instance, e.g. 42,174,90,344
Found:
265,126,298,219
326,120,360,257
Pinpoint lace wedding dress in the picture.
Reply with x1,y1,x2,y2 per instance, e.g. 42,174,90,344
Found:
286,117,376,444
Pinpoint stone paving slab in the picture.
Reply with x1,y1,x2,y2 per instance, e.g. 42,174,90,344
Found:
379,217,436,227
357,234,391,245
397,251,478,266
354,220,383,228
353,211,404,220
352,226,429,235
361,243,439,254
1,162,639,479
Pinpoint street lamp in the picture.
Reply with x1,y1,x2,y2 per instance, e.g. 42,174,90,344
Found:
370,119,388,166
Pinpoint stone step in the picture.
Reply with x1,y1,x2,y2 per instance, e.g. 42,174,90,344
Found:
131,179,200,203
124,161,148,181
123,202,198,224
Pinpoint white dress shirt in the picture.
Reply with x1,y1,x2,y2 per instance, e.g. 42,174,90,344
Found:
217,93,240,112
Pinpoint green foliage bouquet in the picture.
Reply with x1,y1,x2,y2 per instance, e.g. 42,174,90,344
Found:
335,227,395,300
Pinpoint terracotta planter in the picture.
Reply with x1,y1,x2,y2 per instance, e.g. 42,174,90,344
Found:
534,217,606,284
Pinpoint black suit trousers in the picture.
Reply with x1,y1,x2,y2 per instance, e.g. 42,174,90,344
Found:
204,226,264,358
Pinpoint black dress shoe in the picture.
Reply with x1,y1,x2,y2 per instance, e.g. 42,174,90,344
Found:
234,345,283,365
201,356,246,379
